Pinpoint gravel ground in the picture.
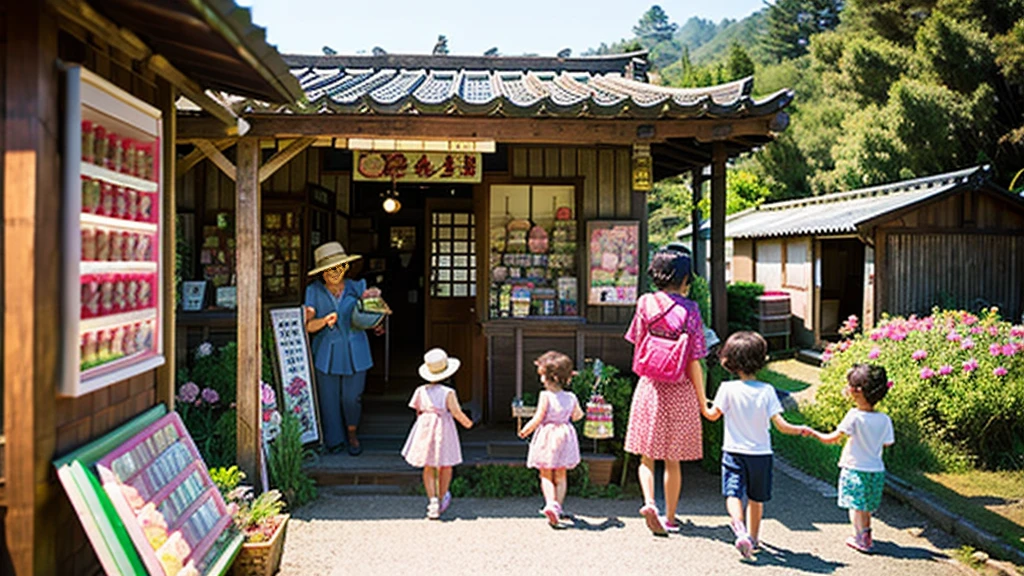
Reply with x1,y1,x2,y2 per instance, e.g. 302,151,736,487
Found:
278,464,971,576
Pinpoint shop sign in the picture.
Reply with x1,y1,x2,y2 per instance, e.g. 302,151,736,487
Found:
269,307,322,445
632,143,652,191
353,151,482,183
587,220,640,306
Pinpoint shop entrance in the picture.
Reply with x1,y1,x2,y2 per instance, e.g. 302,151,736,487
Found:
818,238,865,339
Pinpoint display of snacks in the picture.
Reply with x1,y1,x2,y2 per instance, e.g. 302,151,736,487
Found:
80,120,157,182
527,225,549,254
490,218,580,318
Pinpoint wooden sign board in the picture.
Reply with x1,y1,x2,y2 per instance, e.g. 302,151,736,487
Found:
353,151,481,183
269,306,322,445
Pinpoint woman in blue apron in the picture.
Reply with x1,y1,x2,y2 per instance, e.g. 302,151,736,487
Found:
304,241,383,455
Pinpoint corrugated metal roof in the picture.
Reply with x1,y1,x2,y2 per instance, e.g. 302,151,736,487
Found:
219,53,792,119
677,166,989,240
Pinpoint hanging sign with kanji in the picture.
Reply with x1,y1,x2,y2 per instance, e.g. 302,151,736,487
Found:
353,151,482,183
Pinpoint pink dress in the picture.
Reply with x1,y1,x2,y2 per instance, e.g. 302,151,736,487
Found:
623,293,707,461
526,390,581,470
401,384,463,467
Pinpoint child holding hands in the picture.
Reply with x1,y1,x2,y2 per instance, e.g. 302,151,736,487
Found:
806,363,894,553
401,348,474,519
518,351,585,526
702,331,809,558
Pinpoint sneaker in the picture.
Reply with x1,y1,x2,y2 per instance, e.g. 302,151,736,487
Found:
863,528,873,549
846,531,872,553
735,536,754,559
542,502,559,526
660,516,681,533
439,492,452,515
639,503,667,536
750,538,761,552
426,498,440,520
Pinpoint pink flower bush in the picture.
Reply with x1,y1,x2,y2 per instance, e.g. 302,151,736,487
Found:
963,358,979,372
989,343,1002,356
919,367,935,380
201,387,219,404
868,346,881,359
946,331,962,342
1002,344,1016,357
912,349,928,361
938,364,953,376
178,381,200,403
961,338,974,350
993,366,1008,377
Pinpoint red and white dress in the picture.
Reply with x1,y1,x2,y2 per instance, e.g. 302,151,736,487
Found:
623,293,707,461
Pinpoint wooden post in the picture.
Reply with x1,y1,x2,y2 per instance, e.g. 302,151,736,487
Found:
690,168,706,278
710,142,728,339
3,2,59,572
235,137,262,483
157,78,177,410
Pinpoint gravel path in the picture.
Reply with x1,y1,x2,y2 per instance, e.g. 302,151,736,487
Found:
279,464,970,575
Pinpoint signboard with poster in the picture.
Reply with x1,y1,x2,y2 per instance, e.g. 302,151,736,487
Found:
353,151,482,183
269,306,322,445
586,221,640,306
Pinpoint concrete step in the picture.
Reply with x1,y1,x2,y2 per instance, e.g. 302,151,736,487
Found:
797,348,824,367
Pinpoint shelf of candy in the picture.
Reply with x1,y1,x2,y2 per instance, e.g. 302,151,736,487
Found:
98,413,232,576
200,222,235,289
81,120,158,183
80,318,157,372
262,211,303,299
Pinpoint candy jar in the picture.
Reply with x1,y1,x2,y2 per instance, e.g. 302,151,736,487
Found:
94,125,108,167
107,133,122,172
99,182,115,216
81,121,95,164
123,138,136,176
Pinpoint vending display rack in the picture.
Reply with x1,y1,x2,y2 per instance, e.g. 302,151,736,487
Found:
61,65,165,397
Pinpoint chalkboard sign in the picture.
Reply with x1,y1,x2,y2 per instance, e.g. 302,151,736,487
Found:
269,306,321,445
94,412,236,576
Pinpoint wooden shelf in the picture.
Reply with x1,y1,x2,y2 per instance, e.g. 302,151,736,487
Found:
80,161,158,192
81,212,158,234
80,261,158,274
80,308,157,333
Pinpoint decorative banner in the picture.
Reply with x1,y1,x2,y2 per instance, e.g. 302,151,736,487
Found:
270,307,321,445
353,151,482,183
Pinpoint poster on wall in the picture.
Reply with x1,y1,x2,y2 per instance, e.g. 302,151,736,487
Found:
353,151,481,183
586,221,640,306
61,64,165,397
269,307,321,445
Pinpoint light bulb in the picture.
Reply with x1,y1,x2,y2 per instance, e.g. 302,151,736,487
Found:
382,197,401,213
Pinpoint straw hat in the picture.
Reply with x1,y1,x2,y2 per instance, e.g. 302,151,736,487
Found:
418,348,461,383
308,241,361,276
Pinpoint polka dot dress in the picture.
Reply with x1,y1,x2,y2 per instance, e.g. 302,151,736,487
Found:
623,294,707,461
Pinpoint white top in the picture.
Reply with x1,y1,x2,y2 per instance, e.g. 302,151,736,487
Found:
837,408,894,472
712,380,784,455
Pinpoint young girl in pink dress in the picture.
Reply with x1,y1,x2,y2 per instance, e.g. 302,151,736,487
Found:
518,351,584,526
402,348,473,519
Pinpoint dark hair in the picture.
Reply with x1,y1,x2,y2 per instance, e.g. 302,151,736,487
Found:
648,249,692,290
719,331,768,376
534,351,575,389
847,363,889,406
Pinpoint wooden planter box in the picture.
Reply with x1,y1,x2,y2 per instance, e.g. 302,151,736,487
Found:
230,514,289,576
581,453,617,486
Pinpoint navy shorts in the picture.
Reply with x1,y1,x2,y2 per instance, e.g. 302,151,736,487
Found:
721,452,774,502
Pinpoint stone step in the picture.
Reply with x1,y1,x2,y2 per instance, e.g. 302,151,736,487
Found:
797,348,824,367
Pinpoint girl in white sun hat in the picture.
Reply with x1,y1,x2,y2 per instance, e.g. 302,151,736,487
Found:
401,348,474,519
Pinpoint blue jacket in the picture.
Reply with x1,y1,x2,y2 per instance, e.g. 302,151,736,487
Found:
305,278,373,375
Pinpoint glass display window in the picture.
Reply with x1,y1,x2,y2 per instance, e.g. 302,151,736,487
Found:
488,184,578,319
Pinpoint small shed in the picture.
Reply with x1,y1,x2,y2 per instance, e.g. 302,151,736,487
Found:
682,166,1024,346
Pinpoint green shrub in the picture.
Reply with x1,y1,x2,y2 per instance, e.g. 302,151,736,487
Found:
817,308,1024,472
268,413,318,508
689,275,712,328
727,281,764,334
569,360,635,459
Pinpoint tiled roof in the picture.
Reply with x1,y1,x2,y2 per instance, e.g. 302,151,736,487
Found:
224,52,793,119
677,166,993,240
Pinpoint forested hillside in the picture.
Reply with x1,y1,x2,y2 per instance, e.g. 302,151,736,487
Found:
602,2,1024,248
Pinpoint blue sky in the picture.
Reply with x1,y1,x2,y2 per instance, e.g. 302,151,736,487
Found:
238,0,766,57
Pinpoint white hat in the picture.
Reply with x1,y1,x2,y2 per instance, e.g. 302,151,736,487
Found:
308,241,361,276
418,348,461,383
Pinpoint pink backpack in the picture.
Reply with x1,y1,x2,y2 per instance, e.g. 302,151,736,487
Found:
632,293,690,382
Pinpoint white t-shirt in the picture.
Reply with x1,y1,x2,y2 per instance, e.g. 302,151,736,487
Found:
712,380,784,455
837,408,894,472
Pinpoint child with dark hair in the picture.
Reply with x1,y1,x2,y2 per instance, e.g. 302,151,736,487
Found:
702,331,809,558
518,351,584,525
806,363,894,553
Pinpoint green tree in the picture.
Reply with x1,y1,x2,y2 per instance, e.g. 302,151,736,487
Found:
762,0,844,61
726,42,756,79
634,5,679,44
697,170,772,215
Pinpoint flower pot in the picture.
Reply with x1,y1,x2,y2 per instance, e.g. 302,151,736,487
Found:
230,514,289,576
581,453,617,486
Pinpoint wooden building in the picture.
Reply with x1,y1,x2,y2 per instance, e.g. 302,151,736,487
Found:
174,51,794,425
0,1,302,573
685,166,1024,347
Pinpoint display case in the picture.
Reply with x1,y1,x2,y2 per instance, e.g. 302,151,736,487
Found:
488,184,579,319
262,184,336,303
62,65,164,397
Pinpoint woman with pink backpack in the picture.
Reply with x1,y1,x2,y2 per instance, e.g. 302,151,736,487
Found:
624,249,709,536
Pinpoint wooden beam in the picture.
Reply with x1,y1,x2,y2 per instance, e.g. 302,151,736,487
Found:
195,138,237,181
235,138,262,484
157,79,177,410
178,113,785,146
258,137,316,184
710,142,728,339
5,3,60,573
691,168,707,279
664,139,712,163
147,55,238,128
176,138,235,178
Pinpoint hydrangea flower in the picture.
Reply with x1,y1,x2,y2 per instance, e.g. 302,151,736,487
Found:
989,326,1000,336
961,338,975,350
195,342,214,359
869,330,883,341
178,381,200,403
1002,344,1016,357
970,326,983,335
946,331,962,342
912,349,927,361
1011,326,1024,338
919,367,935,380
201,387,219,404
938,364,953,376
989,343,1002,356
868,346,881,360
993,366,1008,377
962,358,979,373
261,381,276,405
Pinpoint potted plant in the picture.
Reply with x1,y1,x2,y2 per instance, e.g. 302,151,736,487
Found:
211,466,289,576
